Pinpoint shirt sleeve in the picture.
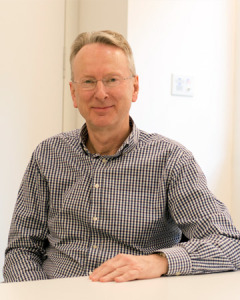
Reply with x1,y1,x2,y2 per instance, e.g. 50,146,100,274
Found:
160,150,240,276
3,150,49,282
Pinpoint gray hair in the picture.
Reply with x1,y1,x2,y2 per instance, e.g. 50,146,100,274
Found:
70,30,136,80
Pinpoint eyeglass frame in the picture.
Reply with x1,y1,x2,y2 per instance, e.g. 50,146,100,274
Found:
71,75,135,90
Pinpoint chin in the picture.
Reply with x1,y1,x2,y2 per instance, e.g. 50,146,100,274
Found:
90,116,116,127
89,119,114,129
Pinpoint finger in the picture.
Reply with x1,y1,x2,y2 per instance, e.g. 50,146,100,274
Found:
90,261,117,281
114,269,140,282
90,256,125,281
98,265,131,282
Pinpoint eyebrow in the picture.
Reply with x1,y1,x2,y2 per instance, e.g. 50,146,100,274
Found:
80,72,123,78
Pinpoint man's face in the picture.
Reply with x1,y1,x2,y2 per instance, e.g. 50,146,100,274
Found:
70,43,139,132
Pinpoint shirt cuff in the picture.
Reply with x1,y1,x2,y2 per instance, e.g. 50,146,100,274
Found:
158,246,192,276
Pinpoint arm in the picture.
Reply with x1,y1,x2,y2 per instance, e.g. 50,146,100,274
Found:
3,152,49,282
162,151,240,276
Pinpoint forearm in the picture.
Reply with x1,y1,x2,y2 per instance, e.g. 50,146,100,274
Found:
4,249,48,282
160,234,240,276
167,152,240,276
4,151,49,282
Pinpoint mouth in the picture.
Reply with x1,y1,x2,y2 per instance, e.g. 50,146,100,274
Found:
92,105,114,111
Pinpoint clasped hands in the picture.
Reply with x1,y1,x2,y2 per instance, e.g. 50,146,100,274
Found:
89,253,168,283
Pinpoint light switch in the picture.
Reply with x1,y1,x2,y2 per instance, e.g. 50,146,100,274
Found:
171,74,194,97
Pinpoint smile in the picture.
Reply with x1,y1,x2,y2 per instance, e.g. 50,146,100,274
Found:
92,105,113,111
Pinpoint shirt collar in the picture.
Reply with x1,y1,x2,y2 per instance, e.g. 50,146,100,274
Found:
79,117,139,158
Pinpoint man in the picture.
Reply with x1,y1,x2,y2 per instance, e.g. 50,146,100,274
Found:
3,30,240,283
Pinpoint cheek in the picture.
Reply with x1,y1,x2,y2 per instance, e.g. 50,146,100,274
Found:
75,93,95,119
74,91,91,107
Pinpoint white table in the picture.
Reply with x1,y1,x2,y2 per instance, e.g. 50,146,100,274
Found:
0,271,240,300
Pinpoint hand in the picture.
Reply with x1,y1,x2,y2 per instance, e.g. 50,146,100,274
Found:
89,253,168,283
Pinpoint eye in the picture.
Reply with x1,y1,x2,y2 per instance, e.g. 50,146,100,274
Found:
105,76,120,85
108,77,118,82
82,79,95,85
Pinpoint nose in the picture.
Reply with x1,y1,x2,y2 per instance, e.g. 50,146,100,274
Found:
94,80,108,100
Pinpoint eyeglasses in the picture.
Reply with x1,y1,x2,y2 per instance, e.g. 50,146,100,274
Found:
72,75,134,90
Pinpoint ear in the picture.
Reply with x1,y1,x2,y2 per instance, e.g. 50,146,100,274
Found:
132,75,139,103
69,82,78,108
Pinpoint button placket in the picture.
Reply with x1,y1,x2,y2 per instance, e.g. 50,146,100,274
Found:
94,183,100,189
89,158,105,261
102,158,108,164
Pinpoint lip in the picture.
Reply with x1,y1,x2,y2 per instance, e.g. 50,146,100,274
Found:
92,105,114,111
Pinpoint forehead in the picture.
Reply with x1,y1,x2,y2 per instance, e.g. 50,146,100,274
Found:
73,43,129,75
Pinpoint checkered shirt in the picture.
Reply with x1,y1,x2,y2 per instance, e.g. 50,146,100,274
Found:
3,119,240,282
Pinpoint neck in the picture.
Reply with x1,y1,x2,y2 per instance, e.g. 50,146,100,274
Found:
86,123,131,156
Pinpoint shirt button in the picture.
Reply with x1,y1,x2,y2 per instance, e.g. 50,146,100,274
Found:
94,183,100,189
92,216,98,222
93,245,98,249
175,272,181,276
102,158,108,164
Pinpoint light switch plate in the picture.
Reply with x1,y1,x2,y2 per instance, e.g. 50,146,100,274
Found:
171,74,194,97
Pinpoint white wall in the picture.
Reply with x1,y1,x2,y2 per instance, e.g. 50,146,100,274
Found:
0,0,65,282
63,0,82,132
233,0,240,229
128,0,237,220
